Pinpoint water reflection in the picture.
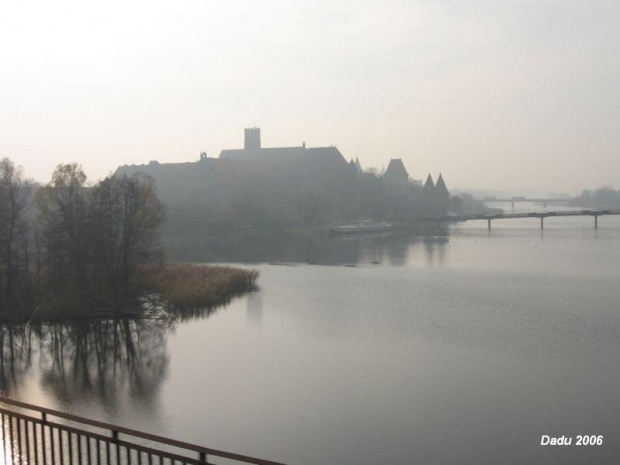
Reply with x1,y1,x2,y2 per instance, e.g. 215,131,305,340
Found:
167,230,459,267
0,320,169,407
0,325,32,393
422,236,449,266
2,217,620,464
0,299,239,410
246,291,264,330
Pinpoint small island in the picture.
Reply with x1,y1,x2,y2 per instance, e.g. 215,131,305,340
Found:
0,159,258,323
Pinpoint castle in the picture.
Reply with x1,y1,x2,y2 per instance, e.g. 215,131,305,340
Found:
116,128,452,222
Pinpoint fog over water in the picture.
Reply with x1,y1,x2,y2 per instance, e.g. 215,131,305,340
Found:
2,209,620,464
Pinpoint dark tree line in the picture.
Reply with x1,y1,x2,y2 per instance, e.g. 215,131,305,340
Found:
0,159,164,319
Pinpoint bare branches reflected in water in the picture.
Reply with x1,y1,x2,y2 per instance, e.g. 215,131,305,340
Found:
0,325,33,392
0,319,170,406
0,299,237,410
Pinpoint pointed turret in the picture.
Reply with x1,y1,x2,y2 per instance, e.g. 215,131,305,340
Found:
435,173,449,198
384,159,409,194
434,173,450,215
384,159,409,179
355,157,363,173
422,173,435,196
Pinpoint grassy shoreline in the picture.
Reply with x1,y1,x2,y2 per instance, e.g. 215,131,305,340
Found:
148,263,259,310
0,263,259,323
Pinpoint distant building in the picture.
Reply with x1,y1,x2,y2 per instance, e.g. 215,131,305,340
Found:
115,127,452,222
220,128,349,173
116,128,357,221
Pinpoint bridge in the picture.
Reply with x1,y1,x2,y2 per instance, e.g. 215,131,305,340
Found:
0,397,286,465
429,209,620,230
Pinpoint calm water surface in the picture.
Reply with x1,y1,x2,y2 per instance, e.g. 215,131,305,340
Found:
2,208,620,464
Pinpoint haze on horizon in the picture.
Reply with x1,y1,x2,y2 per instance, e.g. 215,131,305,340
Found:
0,0,618,194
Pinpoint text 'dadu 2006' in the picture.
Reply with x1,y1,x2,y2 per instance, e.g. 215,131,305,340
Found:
541,435,604,446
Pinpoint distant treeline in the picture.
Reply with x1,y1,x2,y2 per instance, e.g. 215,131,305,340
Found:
160,173,426,239
0,159,165,319
575,186,620,208
150,170,473,241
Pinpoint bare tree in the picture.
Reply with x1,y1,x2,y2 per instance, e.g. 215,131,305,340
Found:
35,163,89,305
0,159,32,311
91,173,165,302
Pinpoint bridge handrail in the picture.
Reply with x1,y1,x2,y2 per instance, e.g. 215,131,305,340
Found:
0,396,286,465
430,209,620,222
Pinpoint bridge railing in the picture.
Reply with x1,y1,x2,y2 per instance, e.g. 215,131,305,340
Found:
0,397,286,465
427,209,620,223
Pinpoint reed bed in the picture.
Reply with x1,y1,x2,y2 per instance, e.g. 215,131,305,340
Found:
149,263,259,309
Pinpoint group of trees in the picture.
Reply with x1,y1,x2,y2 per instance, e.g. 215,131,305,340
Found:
161,168,465,241
0,159,164,318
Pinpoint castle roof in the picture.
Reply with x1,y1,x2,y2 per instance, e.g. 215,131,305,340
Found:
220,146,305,161
219,145,348,169
355,157,363,172
384,159,409,178
422,174,435,195
116,158,278,185
435,174,449,196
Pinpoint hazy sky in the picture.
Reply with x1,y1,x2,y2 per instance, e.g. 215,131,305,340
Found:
1,0,618,193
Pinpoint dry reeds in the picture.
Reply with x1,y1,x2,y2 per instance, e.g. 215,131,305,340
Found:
149,263,259,310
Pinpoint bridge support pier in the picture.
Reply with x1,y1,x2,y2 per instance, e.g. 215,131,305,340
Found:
595,215,598,229
487,219,491,231
540,217,544,229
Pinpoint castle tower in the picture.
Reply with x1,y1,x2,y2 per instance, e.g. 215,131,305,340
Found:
384,159,409,194
435,174,450,201
422,174,435,197
435,173,450,216
244,127,261,150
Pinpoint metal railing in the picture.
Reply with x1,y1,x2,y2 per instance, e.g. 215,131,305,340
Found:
0,397,286,465
427,209,620,222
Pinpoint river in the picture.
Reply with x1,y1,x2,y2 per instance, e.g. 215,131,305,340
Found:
2,204,620,464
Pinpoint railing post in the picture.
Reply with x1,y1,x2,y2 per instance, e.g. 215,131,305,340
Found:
112,429,120,464
42,412,47,424
199,451,208,463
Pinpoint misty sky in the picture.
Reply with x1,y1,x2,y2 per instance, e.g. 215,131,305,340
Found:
1,0,618,194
